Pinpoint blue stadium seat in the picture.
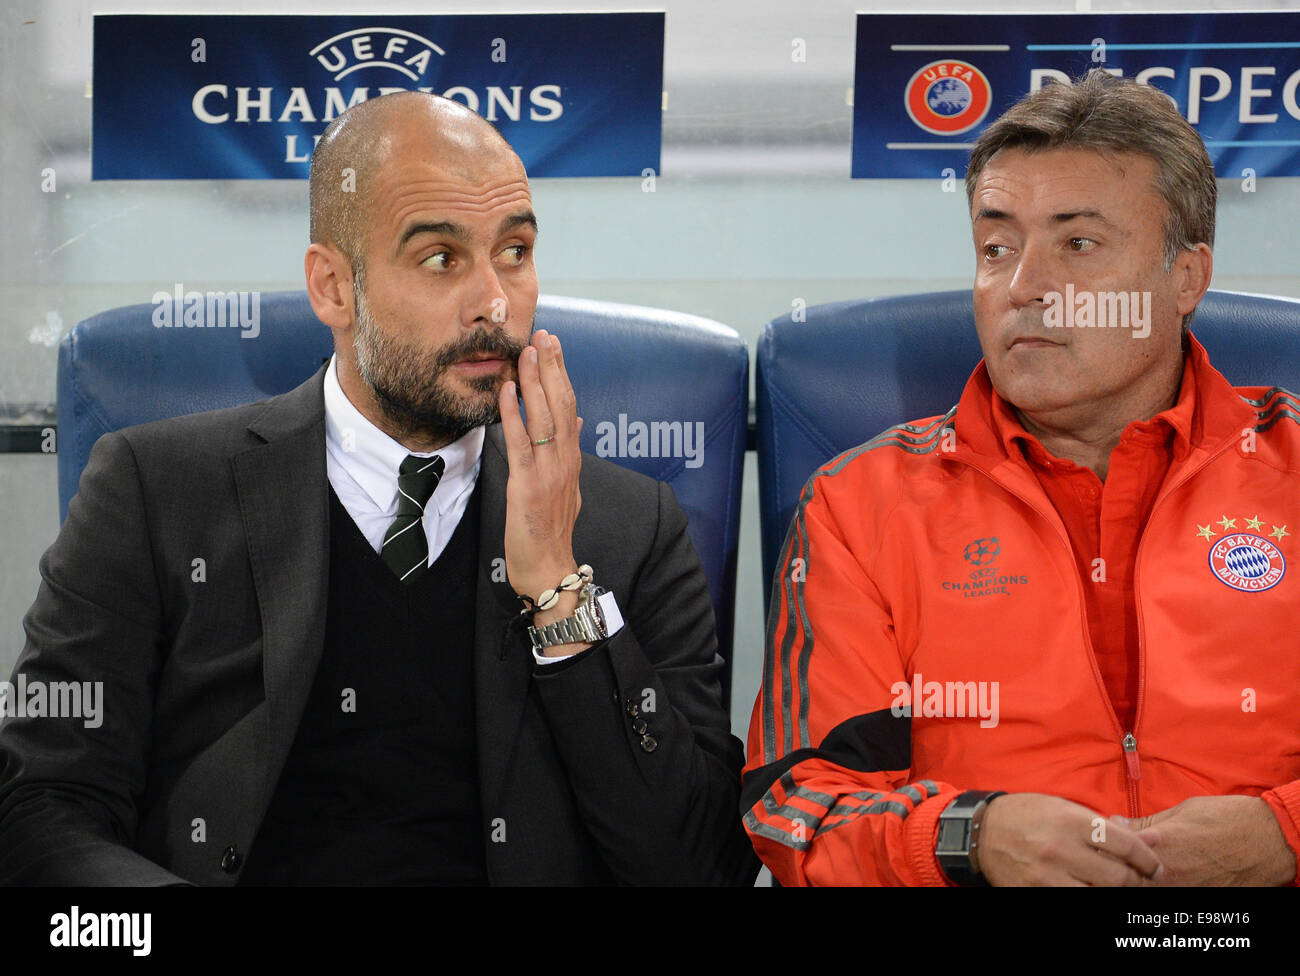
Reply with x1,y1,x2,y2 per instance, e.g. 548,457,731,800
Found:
756,288,1300,606
57,290,749,689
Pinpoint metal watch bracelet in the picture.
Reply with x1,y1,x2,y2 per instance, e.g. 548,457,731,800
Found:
528,583,605,650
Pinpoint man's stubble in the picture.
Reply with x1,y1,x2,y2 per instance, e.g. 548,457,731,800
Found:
351,269,528,445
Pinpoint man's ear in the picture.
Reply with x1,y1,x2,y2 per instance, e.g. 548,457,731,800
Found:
305,243,354,335
1174,242,1213,320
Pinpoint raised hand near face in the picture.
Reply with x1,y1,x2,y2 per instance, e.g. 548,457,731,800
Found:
498,329,590,654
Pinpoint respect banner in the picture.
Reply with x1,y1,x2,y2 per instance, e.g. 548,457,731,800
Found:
852,11,1300,178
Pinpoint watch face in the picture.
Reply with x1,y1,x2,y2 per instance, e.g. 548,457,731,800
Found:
937,819,971,853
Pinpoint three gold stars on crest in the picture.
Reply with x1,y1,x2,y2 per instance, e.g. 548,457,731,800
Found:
1196,515,1288,541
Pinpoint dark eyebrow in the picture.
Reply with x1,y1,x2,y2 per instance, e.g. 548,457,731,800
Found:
1051,209,1113,226
500,211,538,236
397,211,538,254
399,221,467,252
974,207,1114,226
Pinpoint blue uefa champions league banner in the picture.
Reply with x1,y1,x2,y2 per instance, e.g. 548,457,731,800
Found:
92,13,664,179
852,12,1300,179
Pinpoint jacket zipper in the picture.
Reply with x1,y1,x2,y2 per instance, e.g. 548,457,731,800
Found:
1125,430,1241,816
1122,732,1140,815
951,428,1241,818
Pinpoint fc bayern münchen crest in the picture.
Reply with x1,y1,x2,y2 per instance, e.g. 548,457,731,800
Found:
903,59,992,136
1208,533,1286,592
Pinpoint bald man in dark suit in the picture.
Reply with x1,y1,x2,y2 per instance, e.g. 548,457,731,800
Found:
0,93,756,886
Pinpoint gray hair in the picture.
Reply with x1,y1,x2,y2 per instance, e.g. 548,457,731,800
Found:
966,69,1216,273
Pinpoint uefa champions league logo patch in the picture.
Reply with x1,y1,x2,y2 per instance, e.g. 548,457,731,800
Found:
1208,533,1286,593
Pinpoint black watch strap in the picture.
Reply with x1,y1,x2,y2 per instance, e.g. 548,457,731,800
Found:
936,789,1006,886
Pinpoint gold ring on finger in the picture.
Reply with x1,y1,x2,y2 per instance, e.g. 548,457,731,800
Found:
533,435,555,446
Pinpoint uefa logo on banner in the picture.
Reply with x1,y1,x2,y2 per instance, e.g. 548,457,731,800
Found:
903,59,992,136
309,27,445,82
854,11,1300,177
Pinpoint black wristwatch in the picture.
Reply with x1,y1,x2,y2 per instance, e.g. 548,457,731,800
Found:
936,790,1006,886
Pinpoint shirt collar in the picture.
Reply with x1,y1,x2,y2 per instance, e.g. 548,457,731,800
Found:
323,355,484,515
990,348,1198,468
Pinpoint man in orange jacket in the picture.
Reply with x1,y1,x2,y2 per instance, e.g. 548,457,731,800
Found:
744,70,1300,886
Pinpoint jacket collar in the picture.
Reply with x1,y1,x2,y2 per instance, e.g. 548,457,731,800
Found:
951,332,1257,476
993,347,1197,468
942,334,1259,549
233,366,332,801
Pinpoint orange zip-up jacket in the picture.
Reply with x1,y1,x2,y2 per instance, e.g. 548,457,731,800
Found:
744,335,1300,886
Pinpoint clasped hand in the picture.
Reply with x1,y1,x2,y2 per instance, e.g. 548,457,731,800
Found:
977,792,1295,886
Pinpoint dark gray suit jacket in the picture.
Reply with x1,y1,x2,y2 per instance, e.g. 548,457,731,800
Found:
0,368,756,885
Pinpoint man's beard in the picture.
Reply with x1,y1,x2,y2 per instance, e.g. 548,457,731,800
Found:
352,272,526,445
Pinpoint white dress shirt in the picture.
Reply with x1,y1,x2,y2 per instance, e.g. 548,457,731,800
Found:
322,356,574,664
323,355,482,564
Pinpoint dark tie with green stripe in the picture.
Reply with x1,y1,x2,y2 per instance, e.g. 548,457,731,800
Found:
381,454,446,583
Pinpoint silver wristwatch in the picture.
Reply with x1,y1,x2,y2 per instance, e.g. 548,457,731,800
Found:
527,583,625,651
